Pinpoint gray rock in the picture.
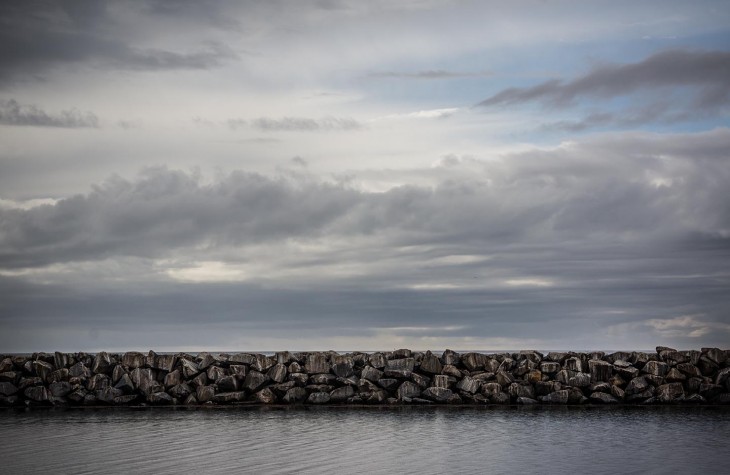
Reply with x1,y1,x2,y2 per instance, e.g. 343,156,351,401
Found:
196,385,215,403
627,388,655,402
32,360,54,381
685,393,706,404
267,364,287,383
255,388,277,404
307,392,331,404
384,358,415,378
288,373,308,386
331,356,354,378
270,381,296,397
96,387,123,404
217,375,239,392
243,371,270,393
24,386,49,402
229,353,256,365
420,352,443,374
147,392,173,405
509,382,535,400
251,354,275,373
657,382,685,402
542,390,569,404
377,378,400,391
699,383,723,400
53,352,70,370
330,386,355,402
196,353,217,371
153,354,178,372
164,369,182,389
516,397,538,405
495,370,514,387
49,381,71,397
397,381,422,400
114,373,135,393
169,383,193,399
114,395,139,405
590,382,611,393
441,349,460,366
180,358,199,378
309,373,336,385
442,365,463,379
122,352,146,369
91,352,112,374
535,381,561,396
368,353,387,369
207,366,226,382
456,376,480,394
130,368,157,395
368,390,389,404
490,392,510,404
526,370,543,383
614,365,639,380
611,385,625,400
676,363,701,378
703,347,727,366
540,361,561,375
411,373,430,389
283,387,308,403
433,375,451,389
191,372,208,388
0,382,18,396
392,349,412,359
568,372,591,388
68,362,90,378
626,376,650,395
305,353,330,374
361,366,383,383
665,368,686,382
659,350,688,366
111,365,126,385
590,392,619,404
588,359,613,382
462,353,486,371
0,371,18,383
421,387,453,402
642,360,668,377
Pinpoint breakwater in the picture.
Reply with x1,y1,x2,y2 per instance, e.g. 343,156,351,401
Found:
1,347,729,407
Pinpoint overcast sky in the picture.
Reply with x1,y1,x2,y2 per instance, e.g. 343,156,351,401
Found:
1,0,729,352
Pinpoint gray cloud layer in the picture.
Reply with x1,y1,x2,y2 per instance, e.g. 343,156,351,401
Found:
1,129,728,350
478,50,730,108
0,99,99,128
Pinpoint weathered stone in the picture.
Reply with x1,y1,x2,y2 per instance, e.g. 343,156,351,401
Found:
498,358,516,372
590,382,611,393
130,368,157,395
568,372,591,388
217,375,239,392
508,382,535,400
32,360,54,381
420,352,443,374
191,372,208,388
288,373,308,386
659,350,687,366
114,373,134,393
122,352,146,369
590,392,619,404
255,388,277,404
377,378,400,391
114,395,138,405
462,353,487,371
626,376,650,395
206,366,226,382
665,368,686,382
96,387,123,404
716,367,730,386
441,349,460,366
555,370,574,385
153,354,177,372
567,387,587,404
361,366,383,383
309,373,336,385
421,387,453,402
24,386,49,402
67,389,87,403
0,371,18,383
111,365,126,384
611,385,625,400
540,361,561,375
54,352,70,370
49,381,71,397
397,381,422,400
169,383,193,399
91,352,112,374
195,353,216,371
180,358,199,378
442,365,463,379
542,390,569,404
433,375,451,389
657,382,684,402
517,397,538,405
703,347,727,366
614,365,639,381
243,371,269,392
283,387,308,403
627,388,655,402
251,354,275,373
368,353,387,369
0,382,18,396
407,373,427,389
270,381,297,397
642,360,668,377
307,392,331,404
384,358,415,378
267,364,287,383
331,356,354,378
699,383,723,400
229,353,256,365
392,349,412,359
230,365,247,381
490,392,510,404
19,376,43,389
676,363,701,378
196,385,215,403
526,370,543,383
456,376,480,394
146,392,173,405
588,359,613,382
535,381,561,396
86,374,111,391
547,352,569,364
164,369,182,388
495,370,514,387
305,353,330,374
68,362,90,378
367,390,389,404
330,385,355,402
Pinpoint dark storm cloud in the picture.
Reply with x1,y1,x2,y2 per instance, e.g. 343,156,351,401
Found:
478,50,730,108
0,99,99,128
0,1,237,85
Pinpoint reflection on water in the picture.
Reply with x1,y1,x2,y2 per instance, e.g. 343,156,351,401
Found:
1,407,728,475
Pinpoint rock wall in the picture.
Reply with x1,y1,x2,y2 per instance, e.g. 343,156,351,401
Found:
1,347,729,407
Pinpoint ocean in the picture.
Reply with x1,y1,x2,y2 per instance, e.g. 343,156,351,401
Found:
1,406,728,474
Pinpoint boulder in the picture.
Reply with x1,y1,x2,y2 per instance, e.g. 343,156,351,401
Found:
53,352,70,369
508,382,535,400
180,358,199,378
433,375,451,389
307,392,331,404
68,362,90,378
283,387,308,403
114,395,138,405
441,349,460,366
153,354,178,372
665,368,686,383
676,363,701,378
397,381,422,400
196,353,217,371
169,383,193,399
305,353,330,374
384,358,415,378
368,353,387,369
130,368,157,395
251,354,275,373
0,382,18,396
96,387,123,404
462,353,487,371
164,369,182,389
207,366,226,382
330,386,355,402
526,370,543,383
421,387,453,403
91,352,112,374
33,360,54,381
411,373,430,389
625,377,650,395
535,381,561,396
568,372,591,388
122,352,146,369
49,381,72,398
24,386,49,403
642,361,668,377
309,373,336,385
495,370,515,387
540,362,561,375
147,392,173,405
703,348,727,366
590,392,619,404
217,375,239,392
243,371,270,393
516,397,538,405
255,388,277,404
456,376,480,394
656,382,685,402
588,360,613,382
490,392,510,404
114,374,135,393
267,364,287,383
420,352,443,374
542,390,569,404
331,356,354,378
442,365,463,379
361,366,383,383
196,385,215,403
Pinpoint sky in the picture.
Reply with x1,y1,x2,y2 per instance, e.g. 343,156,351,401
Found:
1,0,729,352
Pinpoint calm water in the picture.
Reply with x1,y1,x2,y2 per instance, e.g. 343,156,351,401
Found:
1,407,728,474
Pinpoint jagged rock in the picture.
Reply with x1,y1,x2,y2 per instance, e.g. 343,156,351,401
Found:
305,353,330,374
397,381,421,400
377,378,400,391
309,373,336,385
569,372,592,388
368,353,387,369
169,383,193,399
114,395,138,405
542,390,569,404
656,382,685,402
243,371,269,392
535,381,561,396
0,382,18,396
19,377,44,389
49,381,71,397
462,353,487,371
307,392,331,404
153,354,178,372
196,385,215,403
431,375,449,389
495,370,514,387
498,358,516,372
86,374,111,391
442,365,463,379
441,349,460,366
183,394,198,405
217,375,239,392
384,358,415,378
130,368,157,395
361,366,383,383
180,358,199,378
270,381,296,397
659,350,687,366
590,382,611,393
703,348,727,366
67,389,87,403
526,370,543,383
588,360,613,382
207,366,226,382
567,387,586,404
547,352,569,363
191,372,208,388
540,362,561,375
590,392,619,404
164,369,182,388
517,397,538,405
229,353,255,365
332,356,354,378
420,352,443,374
288,373,308,386
251,354,275,373
699,383,723,400
627,388,655,402
614,365,639,380
24,386,49,402
642,361,668,377
421,387,452,402
53,352,69,370
456,376,480,394
267,364,287,383
229,365,247,381
111,365,126,385
91,352,112,374
330,386,355,402
665,368,686,382
122,352,146,369
685,394,706,404
255,388,277,404
32,360,54,382
288,362,302,373
508,382,535,400
367,390,389,404
115,373,135,393
147,392,173,404
96,387,123,404
196,353,217,371
68,362,90,378
676,363,701,378
0,371,18,383
283,387,308,403
392,349,412,359
626,376,650,395
611,385,625,400
490,392,510,404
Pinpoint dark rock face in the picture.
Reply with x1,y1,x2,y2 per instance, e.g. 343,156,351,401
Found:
1,347,727,407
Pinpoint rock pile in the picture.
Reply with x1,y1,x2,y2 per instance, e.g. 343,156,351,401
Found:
1,347,729,407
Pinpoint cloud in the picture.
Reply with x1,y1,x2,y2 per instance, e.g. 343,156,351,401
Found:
369,69,491,79
478,49,730,108
250,116,363,131
0,99,99,128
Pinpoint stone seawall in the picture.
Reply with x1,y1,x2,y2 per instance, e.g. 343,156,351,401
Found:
1,347,729,408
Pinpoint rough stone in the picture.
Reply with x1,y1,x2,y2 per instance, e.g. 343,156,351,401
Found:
456,376,480,394
330,386,355,402
243,371,269,393
122,352,146,369
0,382,18,396
305,353,330,374
421,387,453,402
267,364,288,383
255,388,277,404
307,392,331,404
384,358,415,378
283,387,308,403
588,359,613,382
642,360,669,377
361,366,383,383
420,352,443,374
590,392,619,404
217,375,239,392
169,383,193,399
196,385,215,403
542,390,569,404
332,356,354,378
397,381,422,400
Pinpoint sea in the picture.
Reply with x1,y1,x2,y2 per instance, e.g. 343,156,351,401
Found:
1,406,728,474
